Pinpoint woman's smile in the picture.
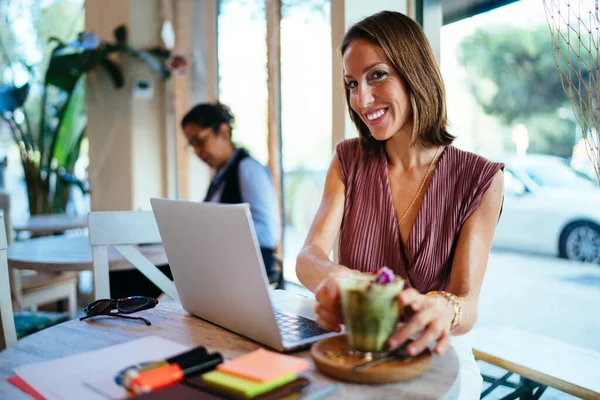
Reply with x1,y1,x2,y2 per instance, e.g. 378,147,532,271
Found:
364,107,389,125
343,39,412,141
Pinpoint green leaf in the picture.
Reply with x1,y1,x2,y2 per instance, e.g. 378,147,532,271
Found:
65,127,85,169
48,36,66,48
124,45,170,80
45,47,108,92
99,58,124,88
0,84,30,114
114,25,127,44
59,173,88,194
146,47,171,59
51,77,87,167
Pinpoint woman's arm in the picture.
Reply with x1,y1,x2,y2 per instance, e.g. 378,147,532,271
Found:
445,169,505,334
296,152,348,292
389,170,504,356
238,158,280,249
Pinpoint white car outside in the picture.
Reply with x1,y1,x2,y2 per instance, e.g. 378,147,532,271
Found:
493,154,600,263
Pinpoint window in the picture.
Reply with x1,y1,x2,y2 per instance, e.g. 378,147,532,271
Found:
503,170,526,196
281,0,331,283
217,0,269,164
442,1,599,396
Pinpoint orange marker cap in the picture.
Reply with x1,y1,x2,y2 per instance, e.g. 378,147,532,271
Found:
130,364,184,394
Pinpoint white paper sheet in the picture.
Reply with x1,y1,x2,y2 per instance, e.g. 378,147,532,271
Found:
15,336,189,400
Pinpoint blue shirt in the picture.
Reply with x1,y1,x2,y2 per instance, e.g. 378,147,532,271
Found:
207,150,281,249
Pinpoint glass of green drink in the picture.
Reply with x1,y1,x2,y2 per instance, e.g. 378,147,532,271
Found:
337,268,405,359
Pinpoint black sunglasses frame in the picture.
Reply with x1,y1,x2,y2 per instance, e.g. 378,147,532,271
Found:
79,296,158,326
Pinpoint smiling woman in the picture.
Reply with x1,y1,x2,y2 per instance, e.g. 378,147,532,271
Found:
295,11,504,399
340,12,454,151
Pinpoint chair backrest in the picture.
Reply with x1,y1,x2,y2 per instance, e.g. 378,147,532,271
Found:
0,215,17,350
87,211,178,301
0,192,12,244
88,211,161,246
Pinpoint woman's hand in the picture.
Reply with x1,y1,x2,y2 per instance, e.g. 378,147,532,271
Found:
313,269,351,333
388,288,455,356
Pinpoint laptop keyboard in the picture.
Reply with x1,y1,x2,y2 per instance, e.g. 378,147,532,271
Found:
274,309,330,342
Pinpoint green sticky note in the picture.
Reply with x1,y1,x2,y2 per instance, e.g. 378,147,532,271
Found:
202,370,297,398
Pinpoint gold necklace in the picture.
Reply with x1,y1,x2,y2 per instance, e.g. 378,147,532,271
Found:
397,146,441,225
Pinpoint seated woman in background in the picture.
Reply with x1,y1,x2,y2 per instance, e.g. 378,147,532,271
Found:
296,11,504,399
181,103,281,284
111,104,281,299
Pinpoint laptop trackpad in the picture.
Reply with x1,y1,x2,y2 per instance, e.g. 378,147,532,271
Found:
269,289,317,320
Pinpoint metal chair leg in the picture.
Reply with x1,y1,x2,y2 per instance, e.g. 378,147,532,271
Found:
480,373,548,400
481,372,517,398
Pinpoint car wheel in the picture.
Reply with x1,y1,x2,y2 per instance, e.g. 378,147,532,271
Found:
559,221,600,263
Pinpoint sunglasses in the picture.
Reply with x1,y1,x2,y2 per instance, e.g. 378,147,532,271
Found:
79,296,158,326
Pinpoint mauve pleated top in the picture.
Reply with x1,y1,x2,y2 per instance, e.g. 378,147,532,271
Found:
337,138,504,293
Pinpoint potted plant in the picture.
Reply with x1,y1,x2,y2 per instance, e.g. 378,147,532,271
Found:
0,25,180,215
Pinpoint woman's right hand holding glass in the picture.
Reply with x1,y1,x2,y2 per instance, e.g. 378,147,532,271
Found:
314,268,350,333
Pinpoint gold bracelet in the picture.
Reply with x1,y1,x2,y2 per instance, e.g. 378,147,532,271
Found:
427,291,462,332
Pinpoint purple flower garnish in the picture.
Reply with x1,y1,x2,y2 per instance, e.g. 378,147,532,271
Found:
374,266,394,284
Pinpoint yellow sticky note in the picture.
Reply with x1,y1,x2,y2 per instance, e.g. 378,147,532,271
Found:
217,348,310,382
202,370,296,398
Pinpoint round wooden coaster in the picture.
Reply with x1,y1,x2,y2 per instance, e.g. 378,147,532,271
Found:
310,335,432,384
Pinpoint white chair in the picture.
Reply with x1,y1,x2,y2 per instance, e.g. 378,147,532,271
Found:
0,215,17,351
11,271,78,320
0,192,78,320
88,211,178,300
0,192,13,243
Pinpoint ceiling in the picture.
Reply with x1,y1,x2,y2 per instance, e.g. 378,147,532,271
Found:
442,0,519,24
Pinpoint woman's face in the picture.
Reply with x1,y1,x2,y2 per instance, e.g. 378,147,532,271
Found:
343,39,412,142
183,122,230,168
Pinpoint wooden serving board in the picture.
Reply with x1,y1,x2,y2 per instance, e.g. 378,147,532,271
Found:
310,335,431,384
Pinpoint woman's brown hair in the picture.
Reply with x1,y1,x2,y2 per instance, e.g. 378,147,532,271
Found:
341,11,454,149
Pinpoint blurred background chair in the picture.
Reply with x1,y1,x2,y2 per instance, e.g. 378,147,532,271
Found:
10,271,78,320
0,193,78,325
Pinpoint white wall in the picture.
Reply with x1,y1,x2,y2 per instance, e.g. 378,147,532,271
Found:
129,0,166,210
86,0,135,211
187,0,217,202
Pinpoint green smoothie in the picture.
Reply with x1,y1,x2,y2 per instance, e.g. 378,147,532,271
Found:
338,270,405,354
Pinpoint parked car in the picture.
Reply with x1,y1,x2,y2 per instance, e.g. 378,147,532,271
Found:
494,154,600,263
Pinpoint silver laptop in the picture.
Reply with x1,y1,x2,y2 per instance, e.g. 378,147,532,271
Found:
150,198,340,352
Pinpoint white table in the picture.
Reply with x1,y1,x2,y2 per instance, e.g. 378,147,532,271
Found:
13,214,88,237
0,296,460,399
7,235,167,272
